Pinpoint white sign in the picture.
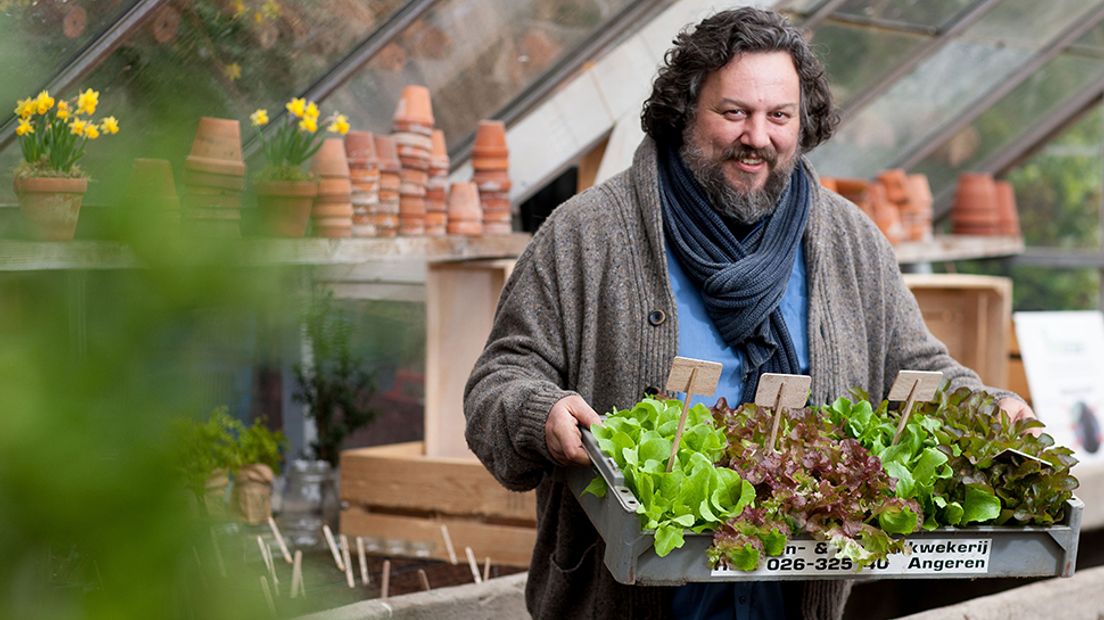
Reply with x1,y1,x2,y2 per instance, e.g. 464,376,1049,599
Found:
1014,311,1104,463
710,538,992,577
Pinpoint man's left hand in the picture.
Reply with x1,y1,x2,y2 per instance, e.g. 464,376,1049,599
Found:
998,397,1040,434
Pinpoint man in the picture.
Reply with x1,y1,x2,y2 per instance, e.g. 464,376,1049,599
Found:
464,7,1033,620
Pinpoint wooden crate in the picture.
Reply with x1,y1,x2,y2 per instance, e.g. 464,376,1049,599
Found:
340,441,536,567
904,274,1012,389
425,259,515,459
1007,320,1032,405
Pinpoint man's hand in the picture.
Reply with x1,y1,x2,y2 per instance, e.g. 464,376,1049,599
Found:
545,395,602,466
999,397,1041,435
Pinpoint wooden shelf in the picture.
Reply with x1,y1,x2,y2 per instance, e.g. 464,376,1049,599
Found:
0,233,533,271
894,234,1024,265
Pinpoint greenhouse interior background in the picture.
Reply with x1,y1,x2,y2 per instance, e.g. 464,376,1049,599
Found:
2,0,1103,618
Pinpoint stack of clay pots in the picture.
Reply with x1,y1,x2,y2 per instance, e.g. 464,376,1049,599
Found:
867,182,904,245
310,138,353,238
374,135,401,237
994,180,1021,237
425,129,450,237
128,158,181,230
952,172,1000,235
392,85,433,236
182,117,245,236
472,120,511,235
446,180,482,236
345,131,380,238
903,173,933,242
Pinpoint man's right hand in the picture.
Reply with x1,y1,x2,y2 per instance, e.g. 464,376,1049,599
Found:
545,394,602,466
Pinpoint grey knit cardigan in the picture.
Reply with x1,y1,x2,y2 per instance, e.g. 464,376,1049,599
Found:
464,138,1013,620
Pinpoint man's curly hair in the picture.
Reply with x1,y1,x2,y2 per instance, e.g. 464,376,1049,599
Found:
641,7,839,151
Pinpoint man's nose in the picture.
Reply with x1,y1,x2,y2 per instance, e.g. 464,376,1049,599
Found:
740,115,770,150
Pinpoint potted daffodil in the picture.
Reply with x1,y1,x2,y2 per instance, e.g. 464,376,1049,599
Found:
12,88,119,240
249,98,349,237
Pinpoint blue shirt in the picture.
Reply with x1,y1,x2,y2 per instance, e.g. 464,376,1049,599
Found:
665,241,809,620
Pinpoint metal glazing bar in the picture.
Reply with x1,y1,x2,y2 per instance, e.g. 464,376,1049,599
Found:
931,79,1104,218
838,0,1002,120
448,0,669,162
241,0,441,157
799,0,849,31
0,0,168,150
825,13,939,37
1012,247,1104,269
896,3,1104,173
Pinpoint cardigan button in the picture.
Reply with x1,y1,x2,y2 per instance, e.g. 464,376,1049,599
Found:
647,309,666,326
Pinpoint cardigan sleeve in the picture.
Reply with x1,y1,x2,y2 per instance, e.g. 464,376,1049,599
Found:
463,222,577,492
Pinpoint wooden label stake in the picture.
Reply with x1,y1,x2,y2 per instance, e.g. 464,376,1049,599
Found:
664,356,723,472
889,370,943,444
756,373,812,452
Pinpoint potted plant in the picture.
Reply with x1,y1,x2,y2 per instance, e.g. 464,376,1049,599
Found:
249,99,349,237
175,406,238,518
233,416,286,525
12,88,119,240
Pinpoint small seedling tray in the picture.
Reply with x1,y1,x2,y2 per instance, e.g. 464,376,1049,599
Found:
569,426,1082,585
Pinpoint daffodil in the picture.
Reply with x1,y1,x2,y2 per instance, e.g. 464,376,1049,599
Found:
14,97,35,119
250,109,269,127
286,97,306,118
101,116,120,135
69,119,87,136
85,125,100,140
35,90,55,115
231,0,246,18
224,63,241,81
77,88,99,115
304,101,319,120
15,118,33,136
328,114,350,136
57,100,71,121
261,0,281,18
299,116,318,133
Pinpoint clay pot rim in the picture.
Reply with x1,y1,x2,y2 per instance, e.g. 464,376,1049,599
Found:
14,175,89,194
186,155,246,177
254,179,318,197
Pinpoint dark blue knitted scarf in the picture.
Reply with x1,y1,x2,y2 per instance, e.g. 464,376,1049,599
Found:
658,145,811,404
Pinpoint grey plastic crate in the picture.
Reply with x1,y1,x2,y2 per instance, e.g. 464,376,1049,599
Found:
569,426,1082,585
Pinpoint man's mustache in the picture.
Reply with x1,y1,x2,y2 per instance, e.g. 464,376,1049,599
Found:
721,144,778,167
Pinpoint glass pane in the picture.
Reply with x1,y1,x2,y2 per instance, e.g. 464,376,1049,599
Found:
326,0,636,151
837,0,977,29
812,24,927,107
0,0,140,112
913,51,1104,197
2,0,408,204
778,0,831,18
1006,106,1103,250
951,261,1101,310
810,0,1104,179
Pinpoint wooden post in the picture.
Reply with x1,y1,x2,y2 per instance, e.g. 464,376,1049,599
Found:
440,523,458,565
290,550,303,599
417,568,431,591
356,536,370,585
340,534,355,588
755,373,812,453
259,576,276,614
482,556,491,582
888,370,943,445
322,525,345,571
664,357,723,472
381,560,391,599
465,546,482,583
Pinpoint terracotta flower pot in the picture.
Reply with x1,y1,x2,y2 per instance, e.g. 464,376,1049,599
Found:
374,135,401,173
345,130,378,166
186,117,245,176
235,463,274,525
255,179,318,237
129,158,180,208
430,129,448,165
14,176,89,241
393,84,434,126
311,138,351,178
819,176,838,192
447,181,482,222
994,180,1021,237
473,120,507,154
953,172,999,235
877,169,909,204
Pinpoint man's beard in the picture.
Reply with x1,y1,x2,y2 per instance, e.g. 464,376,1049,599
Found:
679,139,798,225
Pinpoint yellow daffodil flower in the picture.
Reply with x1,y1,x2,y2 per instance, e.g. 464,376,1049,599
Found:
329,114,350,135
35,90,55,115
305,101,319,120
250,109,269,127
85,125,100,140
286,97,306,118
299,116,318,133
101,116,120,135
77,88,99,115
15,118,33,136
232,0,246,18
15,97,35,118
57,100,71,121
224,63,242,81
261,0,281,18
69,119,87,136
